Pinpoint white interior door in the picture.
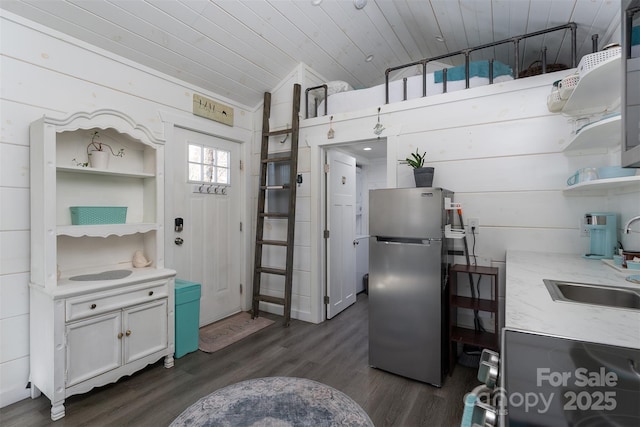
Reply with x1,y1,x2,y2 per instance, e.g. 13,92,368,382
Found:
171,127,242,326
326,149,357,319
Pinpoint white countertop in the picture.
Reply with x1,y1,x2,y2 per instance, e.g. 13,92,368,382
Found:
506,250,640,349
31,267,177,299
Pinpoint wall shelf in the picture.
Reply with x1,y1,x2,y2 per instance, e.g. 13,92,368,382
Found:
562,56,621,116
563,114,621,152
57,165,155,178
564,175,640,194
57,223,158,237
555,52,638,194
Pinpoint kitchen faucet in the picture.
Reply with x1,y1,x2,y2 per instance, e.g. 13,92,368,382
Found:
624,215,640,234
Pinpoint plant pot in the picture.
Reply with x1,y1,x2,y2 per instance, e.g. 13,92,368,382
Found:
413,167,434,187
89,150,109,169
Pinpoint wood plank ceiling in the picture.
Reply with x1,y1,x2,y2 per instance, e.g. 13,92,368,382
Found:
1,0,622,109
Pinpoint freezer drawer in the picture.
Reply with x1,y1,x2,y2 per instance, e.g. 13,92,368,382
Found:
368,238,444,385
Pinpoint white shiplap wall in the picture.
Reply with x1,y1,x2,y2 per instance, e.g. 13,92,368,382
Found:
296,70,640,327
0,11,253,407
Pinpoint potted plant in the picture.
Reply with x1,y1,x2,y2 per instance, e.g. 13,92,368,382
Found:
86,131,124,169
402,149,434,187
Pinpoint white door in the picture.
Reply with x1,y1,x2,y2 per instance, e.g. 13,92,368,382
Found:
171,127,242,326
326,149,357,319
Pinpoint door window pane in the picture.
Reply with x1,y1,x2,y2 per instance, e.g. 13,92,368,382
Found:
188,145,201,163
187,143,231,186
188,163,202,181
217,168,229,184
218,151,229,167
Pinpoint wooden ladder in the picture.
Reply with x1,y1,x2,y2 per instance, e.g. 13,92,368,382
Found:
252,84,301,327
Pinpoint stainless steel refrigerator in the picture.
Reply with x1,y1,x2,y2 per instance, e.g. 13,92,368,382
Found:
368,187,453,386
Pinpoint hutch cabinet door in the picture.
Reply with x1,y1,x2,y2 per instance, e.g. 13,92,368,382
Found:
65,311,122,387
123,299,168,364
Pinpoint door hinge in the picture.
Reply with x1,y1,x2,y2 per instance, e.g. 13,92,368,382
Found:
324,164,330,173
324,295,330,304
240,222,243,232
323,230,330,239
240,160,244,171
240,283,243,294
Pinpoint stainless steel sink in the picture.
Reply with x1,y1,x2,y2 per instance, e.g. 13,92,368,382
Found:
544,279,640,311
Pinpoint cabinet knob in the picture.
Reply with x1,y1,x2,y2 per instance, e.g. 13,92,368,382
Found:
90,303,97,309
117,332,123,339
126,330,132,336
148,291,154,296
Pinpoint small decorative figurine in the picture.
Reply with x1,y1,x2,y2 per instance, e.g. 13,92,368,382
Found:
132,250,152,268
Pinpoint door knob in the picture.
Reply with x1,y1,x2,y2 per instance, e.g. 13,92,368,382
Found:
125,330,131,336
175,237,184,246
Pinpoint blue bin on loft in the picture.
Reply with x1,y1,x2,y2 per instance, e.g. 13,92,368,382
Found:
174,279,201,358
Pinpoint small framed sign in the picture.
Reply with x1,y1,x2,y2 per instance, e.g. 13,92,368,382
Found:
192,94,234,126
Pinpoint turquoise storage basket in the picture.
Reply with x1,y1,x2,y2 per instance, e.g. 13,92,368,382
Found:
70,206,127,225
175,279,201,358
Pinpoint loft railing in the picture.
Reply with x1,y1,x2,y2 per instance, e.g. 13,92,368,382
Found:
385,22,579,104
306,22,595,118
305,84,327,119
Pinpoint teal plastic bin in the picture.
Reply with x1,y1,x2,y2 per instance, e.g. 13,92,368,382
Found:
175,279,201,358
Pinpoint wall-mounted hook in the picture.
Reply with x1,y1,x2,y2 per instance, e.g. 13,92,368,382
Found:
373,107,385,135
327,116,335,139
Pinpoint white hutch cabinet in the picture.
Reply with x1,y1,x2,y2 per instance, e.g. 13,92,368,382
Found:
29,110,176,421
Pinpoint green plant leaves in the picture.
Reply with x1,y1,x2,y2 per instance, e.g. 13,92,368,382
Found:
403,149,426,168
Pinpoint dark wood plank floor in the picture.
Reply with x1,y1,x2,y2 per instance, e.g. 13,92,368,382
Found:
1,294,478,427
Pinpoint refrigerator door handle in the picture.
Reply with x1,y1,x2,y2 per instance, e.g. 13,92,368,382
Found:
377,238,442,246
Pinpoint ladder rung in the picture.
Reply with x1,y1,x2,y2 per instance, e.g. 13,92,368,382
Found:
262,157,292,163
257,267,287,276
258,240,288,246
260,212,289,218
264,129,292,137
257,295,286,305
260,185,290,190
